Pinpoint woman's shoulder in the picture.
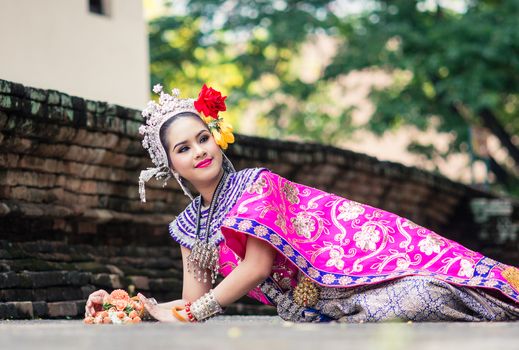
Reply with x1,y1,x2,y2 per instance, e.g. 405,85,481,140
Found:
168,167,272,248
229,166,274,190
233,166,272,178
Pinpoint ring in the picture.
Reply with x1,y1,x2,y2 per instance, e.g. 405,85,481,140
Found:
149,298,158,305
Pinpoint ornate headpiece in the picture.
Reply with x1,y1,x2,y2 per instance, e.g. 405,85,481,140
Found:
138,84,235,203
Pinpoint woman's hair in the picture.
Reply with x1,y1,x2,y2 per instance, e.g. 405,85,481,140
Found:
159,112,209,168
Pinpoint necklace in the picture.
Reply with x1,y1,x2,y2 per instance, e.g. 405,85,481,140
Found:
186,170,228,284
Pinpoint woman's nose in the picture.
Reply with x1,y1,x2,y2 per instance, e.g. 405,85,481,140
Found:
193,144,207,158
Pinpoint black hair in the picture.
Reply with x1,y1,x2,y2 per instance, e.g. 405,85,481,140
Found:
159,112,209,168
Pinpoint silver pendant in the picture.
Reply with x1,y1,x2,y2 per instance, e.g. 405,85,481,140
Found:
188,171,228,285
187,240,220,284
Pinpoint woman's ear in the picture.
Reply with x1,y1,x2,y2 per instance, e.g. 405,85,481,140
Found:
168,162,177,175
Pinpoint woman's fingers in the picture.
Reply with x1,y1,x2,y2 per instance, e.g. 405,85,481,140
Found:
85,289,108,317
92,290,108,301
85,300,97,317
157,299,186,310
137,293,160,320
85,302,92,317
146,305,177,322
173,299,187,307
136,294,178,322
93,295,105,304
137,293,153,312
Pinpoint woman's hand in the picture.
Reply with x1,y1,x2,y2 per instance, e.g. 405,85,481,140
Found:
137,293,189,323
85,289,109,317
156,299,187,310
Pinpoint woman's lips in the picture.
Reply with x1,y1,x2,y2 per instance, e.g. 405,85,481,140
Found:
196,158,212,168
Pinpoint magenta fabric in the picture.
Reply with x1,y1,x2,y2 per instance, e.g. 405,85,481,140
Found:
220,169,519,304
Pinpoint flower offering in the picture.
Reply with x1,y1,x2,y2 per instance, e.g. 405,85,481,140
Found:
84,289,143,324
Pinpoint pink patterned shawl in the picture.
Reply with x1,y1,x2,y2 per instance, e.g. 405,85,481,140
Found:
220,169,519,304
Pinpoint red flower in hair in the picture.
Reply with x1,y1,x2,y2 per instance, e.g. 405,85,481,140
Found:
194,84,227,119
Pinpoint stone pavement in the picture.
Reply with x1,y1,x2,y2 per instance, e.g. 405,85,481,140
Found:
1,316,519,350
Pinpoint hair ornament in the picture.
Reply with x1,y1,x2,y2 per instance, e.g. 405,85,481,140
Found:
194,84,235,150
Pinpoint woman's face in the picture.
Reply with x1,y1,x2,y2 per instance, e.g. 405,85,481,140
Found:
165,116,223,186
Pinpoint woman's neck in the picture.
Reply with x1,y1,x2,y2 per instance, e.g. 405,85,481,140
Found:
197,168,225,207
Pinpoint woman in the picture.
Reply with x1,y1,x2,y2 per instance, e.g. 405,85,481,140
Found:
85,84,519,323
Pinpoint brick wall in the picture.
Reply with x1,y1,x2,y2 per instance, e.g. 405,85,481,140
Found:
1,79,517,319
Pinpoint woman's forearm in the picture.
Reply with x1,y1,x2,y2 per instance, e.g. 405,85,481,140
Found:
179,236,275,315
212,236,276,307
180,245,212,301
172,251,271,322
211,259,269,307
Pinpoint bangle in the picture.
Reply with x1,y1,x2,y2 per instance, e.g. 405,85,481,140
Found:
171,305,188,322
190,289,223,321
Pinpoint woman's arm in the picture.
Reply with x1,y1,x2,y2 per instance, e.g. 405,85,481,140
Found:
212,235,276,307
180,245,212,301
142,246,206,313
139,235,276,322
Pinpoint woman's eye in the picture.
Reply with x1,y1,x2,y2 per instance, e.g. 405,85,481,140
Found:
179,146,188,153
200,135,208,142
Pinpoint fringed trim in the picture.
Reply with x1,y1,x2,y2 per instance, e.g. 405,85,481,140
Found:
169,221,225,249
168,221,197,249
138,166,171,203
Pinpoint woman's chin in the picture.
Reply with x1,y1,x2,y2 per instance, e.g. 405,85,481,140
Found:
194,163,222,179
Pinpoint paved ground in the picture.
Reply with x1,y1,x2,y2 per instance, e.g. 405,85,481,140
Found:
1,316,519,350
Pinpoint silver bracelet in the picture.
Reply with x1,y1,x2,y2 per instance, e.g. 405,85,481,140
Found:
191,289,223,321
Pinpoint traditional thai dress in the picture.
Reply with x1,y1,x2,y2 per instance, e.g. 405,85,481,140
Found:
169,167,519,322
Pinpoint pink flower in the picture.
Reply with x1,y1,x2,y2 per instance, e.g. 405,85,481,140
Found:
115,300,128,311
110,289,130,302
95,311,108,318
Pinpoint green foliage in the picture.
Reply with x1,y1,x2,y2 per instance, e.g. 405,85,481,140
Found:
148,0,353,141
148,0,519,194
325,0,519,193
327,0,519,134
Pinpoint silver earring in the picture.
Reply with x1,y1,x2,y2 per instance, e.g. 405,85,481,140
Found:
172,171,194,201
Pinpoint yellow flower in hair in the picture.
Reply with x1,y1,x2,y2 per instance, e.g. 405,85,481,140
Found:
219,118,234,133
212,128,226,149
223,130,234,143
219,119,235,144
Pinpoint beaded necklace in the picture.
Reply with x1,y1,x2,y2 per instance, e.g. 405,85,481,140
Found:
186,169,229,284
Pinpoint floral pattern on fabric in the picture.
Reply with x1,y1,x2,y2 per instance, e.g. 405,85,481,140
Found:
268,275,519,322
220,170,519,304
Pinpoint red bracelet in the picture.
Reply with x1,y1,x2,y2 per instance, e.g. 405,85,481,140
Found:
184,302,196,322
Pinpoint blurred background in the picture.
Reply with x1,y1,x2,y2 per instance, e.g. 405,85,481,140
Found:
1,0,518,195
